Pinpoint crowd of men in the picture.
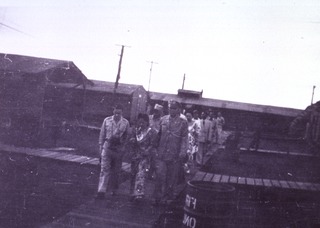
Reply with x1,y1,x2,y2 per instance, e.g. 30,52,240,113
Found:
95,100,225,205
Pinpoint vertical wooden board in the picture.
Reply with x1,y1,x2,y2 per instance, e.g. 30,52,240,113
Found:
279,180,290,189
220,175,229,183
270,179,281,188
229,176,238,184
262,179,272,187
254,178,264,186
203,173,214,182
238,177,246,185
192,171,206,181
212,174,222,183
246,178,255,186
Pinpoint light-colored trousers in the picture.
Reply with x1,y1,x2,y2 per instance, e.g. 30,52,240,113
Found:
196,142,209,165
97,148,122,193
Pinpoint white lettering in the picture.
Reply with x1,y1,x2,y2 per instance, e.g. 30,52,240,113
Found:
183,213,197,228
185,194,197,210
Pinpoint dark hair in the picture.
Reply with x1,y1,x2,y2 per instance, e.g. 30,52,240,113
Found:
114,104,124,110
193,110,199,114
137,113,149,124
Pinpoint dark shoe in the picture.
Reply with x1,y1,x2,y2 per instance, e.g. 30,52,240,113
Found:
95,192,105,199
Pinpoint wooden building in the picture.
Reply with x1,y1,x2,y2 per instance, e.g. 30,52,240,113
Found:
150,89,302,135
0,53,92,145
54,80,148,126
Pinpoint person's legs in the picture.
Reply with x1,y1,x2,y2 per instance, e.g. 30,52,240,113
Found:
109,153,122,194
133,158,148,197
97,150,111,197
196,142,204,165
165,160,180,200
153,159,166,202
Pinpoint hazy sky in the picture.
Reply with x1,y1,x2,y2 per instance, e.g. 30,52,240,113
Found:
1,0,320,109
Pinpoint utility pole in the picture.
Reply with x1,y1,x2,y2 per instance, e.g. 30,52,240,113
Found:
114,45,124,94
182,73,186,89
147,61,158,92
311,85,316,105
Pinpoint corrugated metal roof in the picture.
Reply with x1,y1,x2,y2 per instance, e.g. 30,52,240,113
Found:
150,92,302,117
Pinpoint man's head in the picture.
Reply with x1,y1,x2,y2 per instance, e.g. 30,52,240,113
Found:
137,113,150,129
208,109,214,119
193,110,199,119
113,104,123,122
153,104,163,118
186,112,193,122
168,100,181,118
201,111,207,120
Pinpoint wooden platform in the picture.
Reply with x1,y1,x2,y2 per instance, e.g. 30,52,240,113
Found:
192,171,320,191
0,142,131,172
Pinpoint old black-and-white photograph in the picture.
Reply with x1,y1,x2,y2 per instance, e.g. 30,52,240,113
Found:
0,0,319,227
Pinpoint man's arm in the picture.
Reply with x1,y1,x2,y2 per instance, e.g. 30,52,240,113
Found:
179,120,189,158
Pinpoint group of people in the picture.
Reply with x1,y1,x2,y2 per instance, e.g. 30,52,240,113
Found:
95,101,225,205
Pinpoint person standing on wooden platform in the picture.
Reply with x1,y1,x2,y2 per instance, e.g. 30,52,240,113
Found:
153,100,188,205
95,104,130,199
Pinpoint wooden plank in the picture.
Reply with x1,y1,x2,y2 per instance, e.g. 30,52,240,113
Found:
270,179,281,188
229,176,238,184
212,174,222,183
70,156,91,163
62,155,81,162
254,178,264,186
246,178,255,186
312,183,320,191
80,158,99,165
50,153,69,159
303,182,318,191
238,177,246,185
79,158,95,164
295,182,307,190
86,158,100,165
121,163,131,172
192,171,206,181
220,175,229,183
203,173,214,182
55,154,77,161
287,181,300,190
279,180,290,189
262,179,272,187
38,151,61,158
25,150,40,156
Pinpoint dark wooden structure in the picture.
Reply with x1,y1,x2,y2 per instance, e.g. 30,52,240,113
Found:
0,53,92,145
54,80,148,126
150,90,302,134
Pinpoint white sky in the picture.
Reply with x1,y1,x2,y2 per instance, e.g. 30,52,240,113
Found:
1,0,320,109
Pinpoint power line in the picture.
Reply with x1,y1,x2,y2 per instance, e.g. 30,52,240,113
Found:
0,22,33,37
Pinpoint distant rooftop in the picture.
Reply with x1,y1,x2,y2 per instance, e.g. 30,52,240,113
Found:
150,91,302,117
0,53,92,85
